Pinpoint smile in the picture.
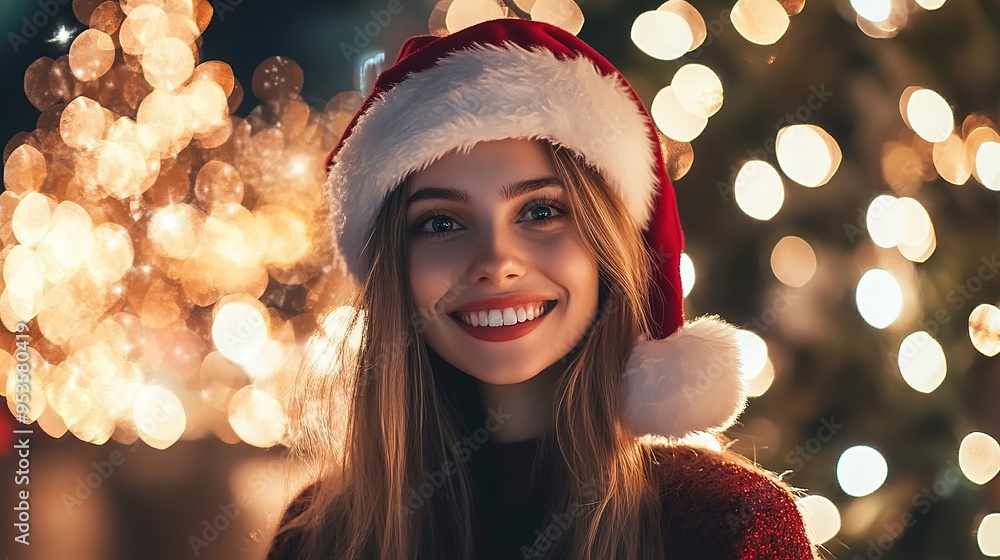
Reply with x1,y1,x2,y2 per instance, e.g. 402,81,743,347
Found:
448,300,557,342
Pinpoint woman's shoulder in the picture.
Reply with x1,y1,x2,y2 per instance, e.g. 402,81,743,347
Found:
266,483,319,560
643,439,818,560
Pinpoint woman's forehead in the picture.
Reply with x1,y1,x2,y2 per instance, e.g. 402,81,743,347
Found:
408,139,560,195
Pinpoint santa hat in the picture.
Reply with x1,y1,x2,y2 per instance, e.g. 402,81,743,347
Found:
324,18,747,440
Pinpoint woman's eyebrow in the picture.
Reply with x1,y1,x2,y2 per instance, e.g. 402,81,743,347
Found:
406,176,564,209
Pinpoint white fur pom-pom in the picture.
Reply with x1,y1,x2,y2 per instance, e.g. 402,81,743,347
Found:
622,315,748,439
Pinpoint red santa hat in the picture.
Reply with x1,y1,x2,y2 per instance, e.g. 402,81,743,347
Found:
324,18,747,440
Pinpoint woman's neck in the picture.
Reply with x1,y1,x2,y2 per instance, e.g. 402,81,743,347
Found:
474,362,562,443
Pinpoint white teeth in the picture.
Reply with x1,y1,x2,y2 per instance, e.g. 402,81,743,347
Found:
488,309,503,327
457,302,552,327
503,308,517,325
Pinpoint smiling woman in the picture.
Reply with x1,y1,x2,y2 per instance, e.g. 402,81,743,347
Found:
269,17,817,560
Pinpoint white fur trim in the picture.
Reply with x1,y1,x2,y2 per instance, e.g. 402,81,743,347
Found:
622,315,748,439
327,41,658,279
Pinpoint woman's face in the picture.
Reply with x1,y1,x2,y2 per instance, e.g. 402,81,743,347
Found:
406,139,600,385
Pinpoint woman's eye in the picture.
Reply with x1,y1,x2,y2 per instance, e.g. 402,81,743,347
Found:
412,214,465,237
426,216,460,233
520,202,566,223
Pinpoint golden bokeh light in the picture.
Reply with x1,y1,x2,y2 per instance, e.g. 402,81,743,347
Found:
746,358,775,397
966,127,1000,186
734,160,785,220
530,0,585,35
897,196,933,249
904,88,954,143
770,236,817,287
736,329,768,380
850,0,891,22
133,385,187,449
228,386,286,448
4,144,47,194
932,133,972,185
797,495,841,545
86,222,134,284
776,124,842,187
119,4,170,56
979,514,1000,556
658,133,695,181
969,304,1000,357
12,191,54,248
631,10,693,61
958,432,1000,485
679,252,695,297
836,445,888,497
211,300,269,365
731,0,790,46
671,64,723,119
975,141,1000,191
69,29,116,82
445,0,506,33
658,0,706,51
856,269,902,329
195,160,244,209
897,331,947,393
915,0,946,9
60,95,110,149
866,195,906,249
651,86,708,142
141,36,196,90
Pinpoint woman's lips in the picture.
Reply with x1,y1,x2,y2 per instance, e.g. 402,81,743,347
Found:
449,301,557,342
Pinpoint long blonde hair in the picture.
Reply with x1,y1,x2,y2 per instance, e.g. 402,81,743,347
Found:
279,140,667,559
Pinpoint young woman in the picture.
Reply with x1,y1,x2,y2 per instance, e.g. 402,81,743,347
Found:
267,18,817,560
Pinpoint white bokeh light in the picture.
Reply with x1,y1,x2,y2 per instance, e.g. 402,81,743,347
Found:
855,269,903,329
837,445,888,497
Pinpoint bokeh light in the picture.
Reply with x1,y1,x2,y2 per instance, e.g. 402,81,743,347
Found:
631,10,693,60
897,331,947,393
975,141,1000,191
731,0,789,45
980,514,1000,557
837,445,888,497
969,304,1000,357
775,124,842,187
856,269,903,329
651,85,707,141
797,495,841,545
736,329,768,380
734,160,784,220
671,64,723,119
904,88,954,143
959,432,1000,485
770,236,817,287
679,252,695,297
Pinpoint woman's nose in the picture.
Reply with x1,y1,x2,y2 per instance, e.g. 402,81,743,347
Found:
466,222,527,285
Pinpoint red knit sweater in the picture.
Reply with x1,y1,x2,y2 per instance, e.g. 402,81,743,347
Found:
266,440,816,559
